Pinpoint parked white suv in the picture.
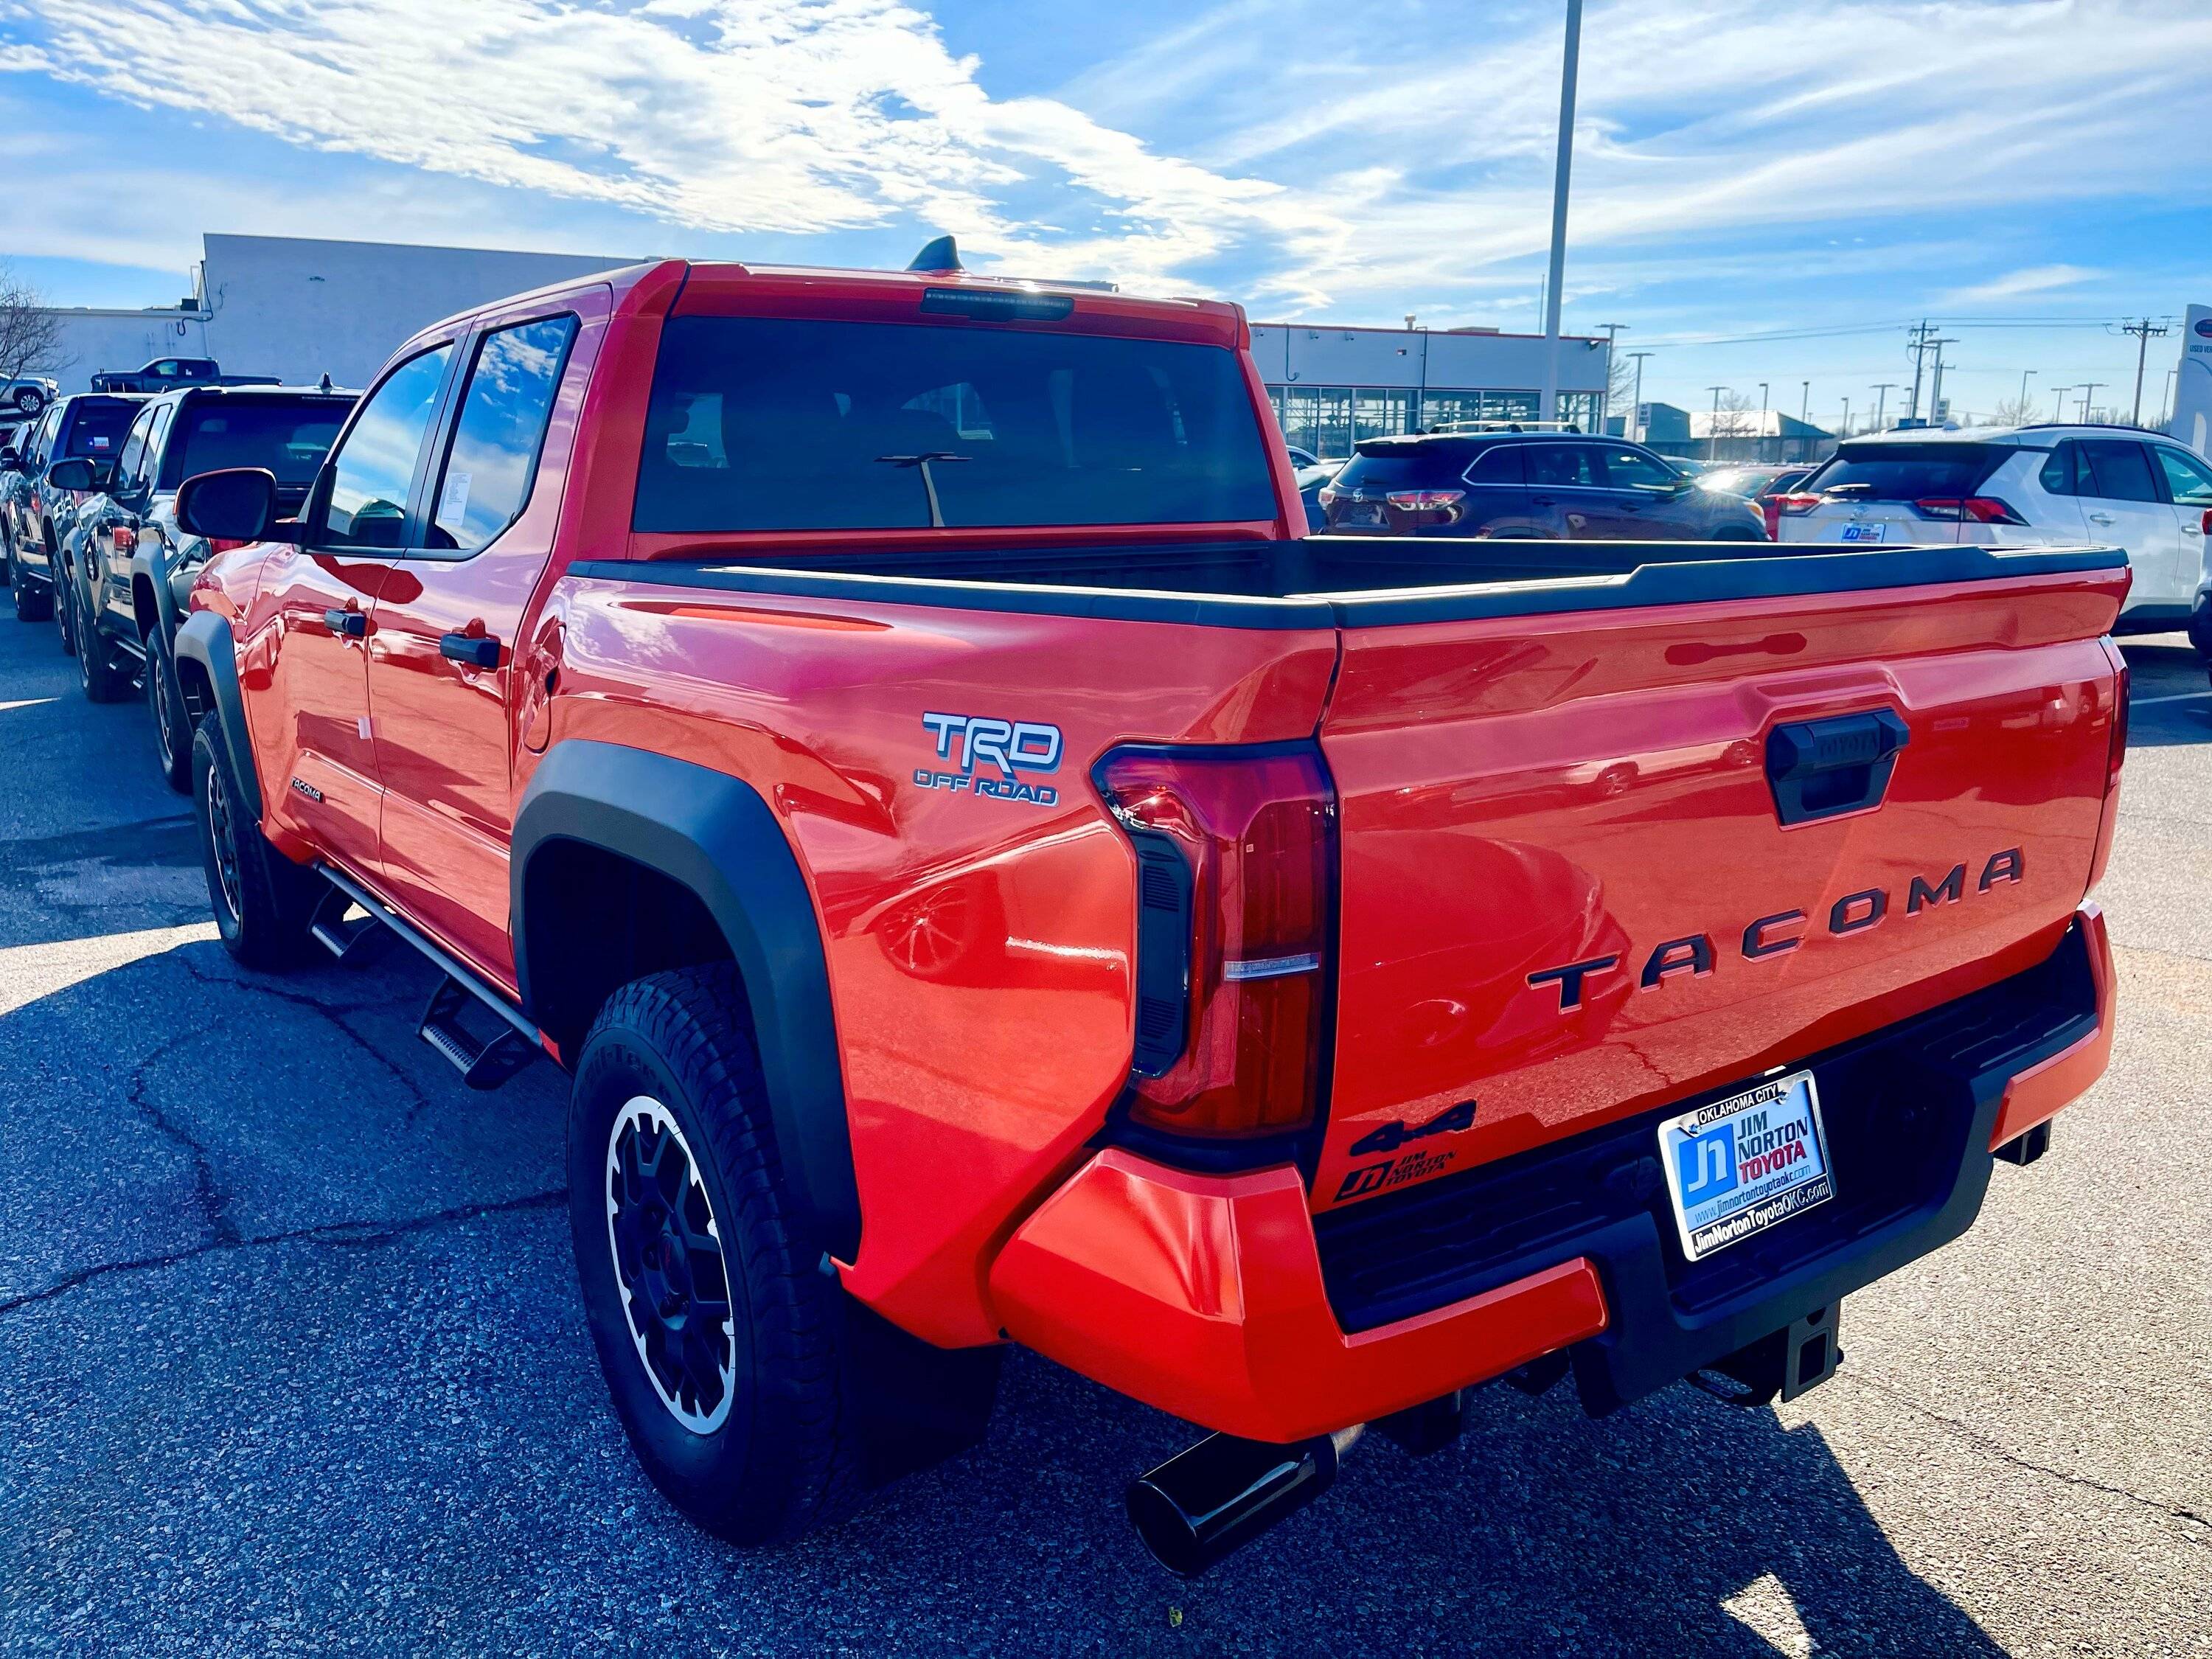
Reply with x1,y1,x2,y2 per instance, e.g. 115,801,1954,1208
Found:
1777,425,2212,649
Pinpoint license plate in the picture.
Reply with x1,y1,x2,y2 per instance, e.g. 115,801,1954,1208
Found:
1658,1071,1833,1261
1838,522,1886,543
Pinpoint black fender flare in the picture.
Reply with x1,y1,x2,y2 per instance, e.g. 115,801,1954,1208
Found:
511,740,861,1259
129,543,183,647
173,609,262,821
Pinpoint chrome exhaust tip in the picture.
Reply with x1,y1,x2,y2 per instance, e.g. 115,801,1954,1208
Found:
1125,1427,1360,1576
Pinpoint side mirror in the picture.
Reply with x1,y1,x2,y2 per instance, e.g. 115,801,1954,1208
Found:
45,456,102,493
176,467,278,544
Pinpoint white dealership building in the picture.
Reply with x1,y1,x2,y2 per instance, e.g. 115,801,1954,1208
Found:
31,234,1614,451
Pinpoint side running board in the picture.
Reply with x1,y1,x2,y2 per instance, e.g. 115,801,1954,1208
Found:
314,866,543,1090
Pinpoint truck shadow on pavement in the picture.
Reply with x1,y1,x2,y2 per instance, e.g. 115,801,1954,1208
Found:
0,938,2009,1658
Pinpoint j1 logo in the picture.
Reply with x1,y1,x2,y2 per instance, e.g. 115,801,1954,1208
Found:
1677,1125,1739,1202
916,712,1063,805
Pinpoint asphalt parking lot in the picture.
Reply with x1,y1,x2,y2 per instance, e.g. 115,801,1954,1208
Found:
0,613,2206,1659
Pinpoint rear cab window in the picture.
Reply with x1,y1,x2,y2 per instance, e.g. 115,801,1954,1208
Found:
1803,442,2008,501
428,314,577,553
633,316,1278,533
63,400,137,460
161,397,350,490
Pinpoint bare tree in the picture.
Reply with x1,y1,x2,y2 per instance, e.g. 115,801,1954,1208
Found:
1707,389,1760,457
0,264,69,394
1989,395,2037,428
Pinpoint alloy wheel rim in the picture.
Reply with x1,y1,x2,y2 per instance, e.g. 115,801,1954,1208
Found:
605,1095,737,1433
153,649,181,761
204,757,243,923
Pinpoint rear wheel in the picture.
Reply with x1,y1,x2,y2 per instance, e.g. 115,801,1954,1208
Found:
72,575,136,703
567,965,864,1545
12,385,43,414
147,628,194,793
52,545,75,656
2188,602,2212,660
191,718,317,969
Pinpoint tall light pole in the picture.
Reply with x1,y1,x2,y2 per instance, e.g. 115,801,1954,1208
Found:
1870,382,1898,433
1626,350,1653,441
2078,382,2104,422
1537,0,1585,423
1757,383,1770,461
1800,381,1810,425
2017,368,2037,421
2165,365,2180,427
2050,387,2071,427
1708,385,1728,462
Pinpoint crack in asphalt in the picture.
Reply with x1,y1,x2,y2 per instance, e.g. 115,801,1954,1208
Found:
178,953,439,1124
1838,1370,2212,1543
125,1031,239,1248
0,1187,568,1318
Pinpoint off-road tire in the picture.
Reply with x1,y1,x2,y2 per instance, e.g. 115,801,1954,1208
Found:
190,717,318,969
2188,602,2212,660
72,574,136,703
147,628,195,793
568,964,864,1545
7,539,49,622
52,541,75,656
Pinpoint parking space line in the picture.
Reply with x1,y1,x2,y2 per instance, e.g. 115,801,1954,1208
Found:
2129,691,2211,708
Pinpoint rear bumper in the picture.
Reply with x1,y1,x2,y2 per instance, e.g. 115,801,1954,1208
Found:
988,905,2111,1441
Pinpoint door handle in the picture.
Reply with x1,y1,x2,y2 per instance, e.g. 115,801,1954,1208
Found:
440,630,502,669
2087,512,2116,525
322,608,366,638
1531,495,1558,507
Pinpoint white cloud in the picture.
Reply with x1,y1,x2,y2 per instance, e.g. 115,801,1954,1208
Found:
0,0,2207,320
1939,264,2103,305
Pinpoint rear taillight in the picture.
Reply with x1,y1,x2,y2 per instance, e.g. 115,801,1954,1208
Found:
1316,483,1347,508
1096,745,1337,1139
2107,655,2129,793
1775,493,1823,516
1912,496,2025,524
1385,489,1467,515
2087,643,2129,893
112,525,136,554
207,538,248,555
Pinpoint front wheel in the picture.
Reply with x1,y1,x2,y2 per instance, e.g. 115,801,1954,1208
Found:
191,718,318,968
12,386,44,414
567,965,863,1545
7,541,49,622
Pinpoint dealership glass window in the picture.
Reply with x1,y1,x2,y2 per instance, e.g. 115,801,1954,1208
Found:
319,343,453,550
428,315,578,554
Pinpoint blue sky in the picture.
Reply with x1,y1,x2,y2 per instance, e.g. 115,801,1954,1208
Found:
1,0,2206,425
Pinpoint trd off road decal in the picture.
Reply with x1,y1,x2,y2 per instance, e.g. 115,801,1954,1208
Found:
917,712,1063,805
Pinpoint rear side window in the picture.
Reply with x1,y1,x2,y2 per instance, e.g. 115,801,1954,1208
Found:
164,397,351,488
428,316,577,554
319,344,453,550
633,316,1277,532
2079,439,2158,504
2039,442,2081,495
1804,442,2006,501
1526,443,1599,487
1597,447,1678,490
1465,445,1524,484
64,401,136,458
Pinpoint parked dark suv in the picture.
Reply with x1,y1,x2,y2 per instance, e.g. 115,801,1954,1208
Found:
1318,431,1769,540
1,393,145,620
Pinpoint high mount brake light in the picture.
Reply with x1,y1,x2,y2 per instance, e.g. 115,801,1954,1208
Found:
1096,745,1338,1139
1912,496,2025,524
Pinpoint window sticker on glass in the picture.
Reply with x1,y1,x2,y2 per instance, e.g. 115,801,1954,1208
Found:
439,470,472,525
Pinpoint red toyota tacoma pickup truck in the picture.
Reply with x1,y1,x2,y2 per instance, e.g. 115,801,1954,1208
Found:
168,248,2127,1575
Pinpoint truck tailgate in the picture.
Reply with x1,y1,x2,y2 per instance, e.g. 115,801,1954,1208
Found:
1313,563,2127,1211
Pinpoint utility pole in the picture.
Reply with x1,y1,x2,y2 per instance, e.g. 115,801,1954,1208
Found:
1906,320,1935,421
1919,338,1958,422
1596,323,1625,429
2078,382,2105,422
1870,382,1897,433
1538,0,1584,422
2119,319,2171,425
1626,351,1653,441
1707,385,1728,462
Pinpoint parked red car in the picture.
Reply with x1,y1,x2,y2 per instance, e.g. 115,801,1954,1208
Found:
168,249,2124,1575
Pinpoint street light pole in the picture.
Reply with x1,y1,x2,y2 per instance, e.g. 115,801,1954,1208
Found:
1626,350,1652,442
1538,0,1584,424
1840,396,1851,437
1708,385,1728,462
1596,322,1625,430
1870,382,1897,433
2017,368,2037,420
2078,382,2104,422
1799,380,1810,424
